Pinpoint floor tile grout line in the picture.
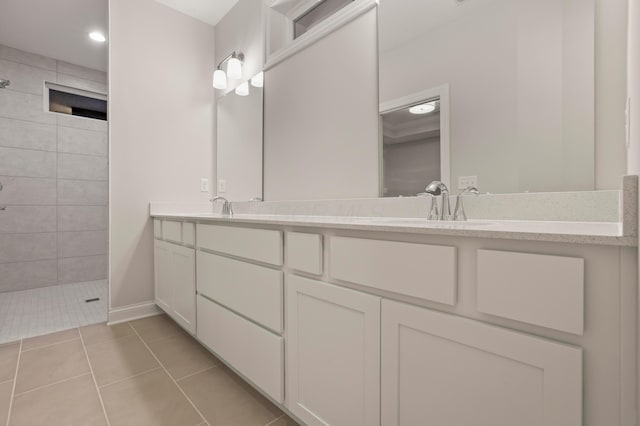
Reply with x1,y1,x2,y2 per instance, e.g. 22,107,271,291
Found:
11,372,92,397
128,325,211,426
5,339,22,426
78,329,111,426
20,335,80,353
265,414,286,426
97,366,163,390
129,327,186,345
175,365,219,383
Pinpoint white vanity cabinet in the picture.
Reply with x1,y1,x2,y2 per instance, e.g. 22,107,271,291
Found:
151,215,637,426
286,274,381,426
381,300,583,426
153,239,196,334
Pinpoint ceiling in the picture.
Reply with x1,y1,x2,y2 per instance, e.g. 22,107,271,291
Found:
154,0,239,27
0,0,108,71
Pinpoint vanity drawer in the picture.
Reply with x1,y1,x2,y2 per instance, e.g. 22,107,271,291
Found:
162,220,182,244
153,219,162,239
197,251,283,333
197,224,283,265
329,236,456,305
477,250,584,335
182,222,195,246
286,232,323,275
197,295,284,403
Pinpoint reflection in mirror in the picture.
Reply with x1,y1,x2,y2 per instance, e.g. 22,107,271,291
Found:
379,0,596,194
382,98,442,197
216,82,264,201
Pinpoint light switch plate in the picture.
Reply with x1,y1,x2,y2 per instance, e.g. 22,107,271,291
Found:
218,179,227,193
458,176,478,190
200,178,209,192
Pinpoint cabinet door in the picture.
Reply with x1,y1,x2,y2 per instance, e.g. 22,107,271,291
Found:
169,244,196,334
381,300,582,426
154,240,172,313
286,275,380,426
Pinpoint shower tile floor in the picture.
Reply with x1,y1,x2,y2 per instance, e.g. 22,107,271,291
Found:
0,280,107,345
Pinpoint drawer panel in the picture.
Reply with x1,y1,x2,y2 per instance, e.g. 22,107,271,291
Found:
162,220,182,244
197,224,283,265
197,295,284,403
197,251,283,333
329,236,456,305
153,219,162,239
183,222,195,246
286,232,323,275
477,250,584,335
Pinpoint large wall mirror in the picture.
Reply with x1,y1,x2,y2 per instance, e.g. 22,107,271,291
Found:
379,0,599,195
216,83,264,201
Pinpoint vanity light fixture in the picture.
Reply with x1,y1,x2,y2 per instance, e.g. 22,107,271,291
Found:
89,31,106,43
251,72,264,88
409,102,436,115
213,69,227,90
212,51,244,90
235,81,250,96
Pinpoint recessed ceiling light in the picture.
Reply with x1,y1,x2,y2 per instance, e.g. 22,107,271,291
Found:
409,102,436,115
89,32,106,43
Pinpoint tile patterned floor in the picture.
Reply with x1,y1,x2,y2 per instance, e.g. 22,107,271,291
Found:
0,314,299,426
0,280,108,344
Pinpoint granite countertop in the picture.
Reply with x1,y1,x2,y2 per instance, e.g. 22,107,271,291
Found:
150,212,637,247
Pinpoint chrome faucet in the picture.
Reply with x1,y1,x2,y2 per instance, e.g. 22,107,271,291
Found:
425,181,451,220
453,186,479,221
211,196,233,217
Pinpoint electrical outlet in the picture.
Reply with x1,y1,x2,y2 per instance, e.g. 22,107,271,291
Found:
218,179,227,193
200,178,209,192
458,176,478,190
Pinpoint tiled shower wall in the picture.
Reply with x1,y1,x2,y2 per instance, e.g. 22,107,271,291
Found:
0,45,108,293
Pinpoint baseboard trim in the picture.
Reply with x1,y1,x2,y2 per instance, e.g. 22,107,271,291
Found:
108,301,162,325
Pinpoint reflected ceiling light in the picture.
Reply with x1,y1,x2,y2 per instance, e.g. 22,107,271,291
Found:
212,69,227,90
409,102,436,115
212,51,244,90
251,72,264,88
89,31,106,43
235,81,250,96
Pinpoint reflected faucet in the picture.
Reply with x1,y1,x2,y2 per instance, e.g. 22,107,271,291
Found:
211,196,233,217
425,181,451,220
453,186,479,221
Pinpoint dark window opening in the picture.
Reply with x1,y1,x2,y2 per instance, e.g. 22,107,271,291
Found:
49,89,107,121
294,0,354,39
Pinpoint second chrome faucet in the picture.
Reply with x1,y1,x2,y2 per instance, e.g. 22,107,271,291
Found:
423,181,479,221
211,196,233,217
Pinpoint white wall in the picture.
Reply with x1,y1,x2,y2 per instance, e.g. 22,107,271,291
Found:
109,0,215,312
263,9,379,201
380,0,627,194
